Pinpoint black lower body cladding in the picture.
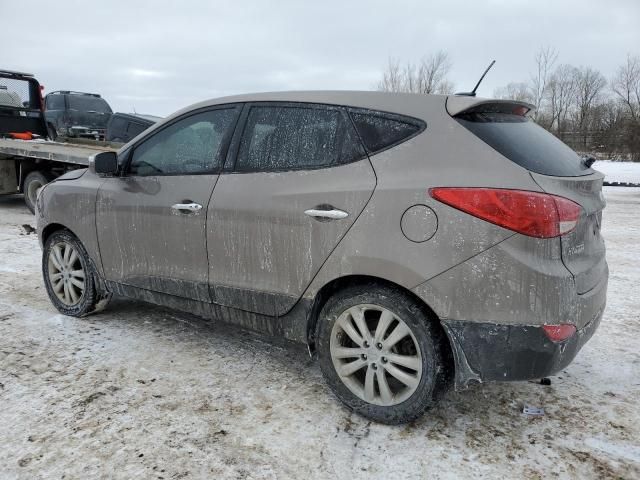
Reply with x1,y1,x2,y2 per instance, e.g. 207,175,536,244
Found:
442,310,604,388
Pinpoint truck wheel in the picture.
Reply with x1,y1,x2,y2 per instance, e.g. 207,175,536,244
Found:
315,284,450,424
42,230,97,316
23,171,52,214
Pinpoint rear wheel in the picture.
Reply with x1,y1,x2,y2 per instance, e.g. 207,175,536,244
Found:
316,284,449,424
23,171,51,214
42,230,97,316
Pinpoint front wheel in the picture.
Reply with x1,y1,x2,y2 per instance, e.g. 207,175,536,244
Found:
42,230,98,316
316,284,449,424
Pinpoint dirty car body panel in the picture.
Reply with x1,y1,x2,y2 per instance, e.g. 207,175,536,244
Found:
36,90,608,395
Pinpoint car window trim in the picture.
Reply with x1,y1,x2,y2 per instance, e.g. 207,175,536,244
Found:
122,104,243,178
226,101,369,174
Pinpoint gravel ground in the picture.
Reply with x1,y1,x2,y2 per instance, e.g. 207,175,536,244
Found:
1,188,639,480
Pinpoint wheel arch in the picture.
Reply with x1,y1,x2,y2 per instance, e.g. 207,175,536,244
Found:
305,274,453,366
41,222,75,244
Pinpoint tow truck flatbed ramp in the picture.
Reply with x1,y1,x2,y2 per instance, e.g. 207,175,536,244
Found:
0,138,117,166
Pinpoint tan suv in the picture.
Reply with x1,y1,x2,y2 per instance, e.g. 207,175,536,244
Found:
36,91,608,424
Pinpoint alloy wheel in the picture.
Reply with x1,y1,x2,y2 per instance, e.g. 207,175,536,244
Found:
330,304,423,406
47,241,86,306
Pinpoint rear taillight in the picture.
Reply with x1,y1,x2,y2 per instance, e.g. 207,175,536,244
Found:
542,324,576,342
429,188,581,238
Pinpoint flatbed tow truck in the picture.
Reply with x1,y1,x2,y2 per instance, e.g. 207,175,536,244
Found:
0,69,119,212
0,137,118,212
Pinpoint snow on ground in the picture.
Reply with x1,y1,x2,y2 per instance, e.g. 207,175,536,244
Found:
593,161,640,184
0,189,639,480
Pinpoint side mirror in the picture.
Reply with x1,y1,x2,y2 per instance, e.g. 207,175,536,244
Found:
93,151,118,175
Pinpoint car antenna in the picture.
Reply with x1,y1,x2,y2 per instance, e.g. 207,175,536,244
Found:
455,60,496,97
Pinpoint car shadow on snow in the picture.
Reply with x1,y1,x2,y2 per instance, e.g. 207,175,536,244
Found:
93,296,581,428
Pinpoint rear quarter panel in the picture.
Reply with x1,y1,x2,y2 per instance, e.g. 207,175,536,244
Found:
303,96,546,302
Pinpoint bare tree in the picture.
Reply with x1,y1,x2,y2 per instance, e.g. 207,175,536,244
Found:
611,54,640,122
416,51,453,94
529,46,558,122
377,57,404,93
591,101,626,157
377,51,454,94
573,67,607,148
547,64,578,138
436,79,455,95
493,82,534,103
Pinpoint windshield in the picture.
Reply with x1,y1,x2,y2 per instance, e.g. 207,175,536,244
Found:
456,112,593,177
67,95,112,113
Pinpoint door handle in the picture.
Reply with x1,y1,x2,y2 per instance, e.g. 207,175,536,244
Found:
171,202,203,213
304,208,349,220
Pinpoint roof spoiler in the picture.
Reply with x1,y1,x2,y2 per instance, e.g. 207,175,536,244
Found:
48,90,102,98
446,96,536,117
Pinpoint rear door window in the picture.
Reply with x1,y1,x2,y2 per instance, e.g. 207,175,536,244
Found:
348,109,424,154
235,104,365,172
456,112,592,177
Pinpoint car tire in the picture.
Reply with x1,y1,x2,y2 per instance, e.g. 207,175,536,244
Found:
23,171,52,214
46,123,58,140
316,283,450,424
42,230,98,317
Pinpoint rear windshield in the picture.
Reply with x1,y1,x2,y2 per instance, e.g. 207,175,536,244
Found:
67,95,112,113
456,112,592,177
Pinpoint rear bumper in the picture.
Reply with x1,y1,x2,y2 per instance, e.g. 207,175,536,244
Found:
441,269,607,389
442,313,602,387
69,126,106,139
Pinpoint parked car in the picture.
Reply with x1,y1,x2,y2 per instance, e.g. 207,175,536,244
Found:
36,91,608,424
44,90,112,140
106,112,161,143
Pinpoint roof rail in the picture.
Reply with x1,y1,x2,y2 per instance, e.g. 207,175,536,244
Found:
47,90,101,98
0,69,35,77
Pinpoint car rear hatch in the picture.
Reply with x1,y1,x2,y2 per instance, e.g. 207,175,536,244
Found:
448,96,607,294
70,111,109,128
67,95,112,128
531,172,606,294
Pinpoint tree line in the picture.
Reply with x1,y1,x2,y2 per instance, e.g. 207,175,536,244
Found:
377,49,640,160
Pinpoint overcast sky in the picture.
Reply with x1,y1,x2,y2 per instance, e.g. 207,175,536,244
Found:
3,0,638,116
